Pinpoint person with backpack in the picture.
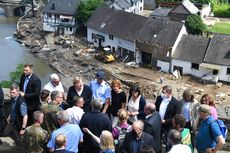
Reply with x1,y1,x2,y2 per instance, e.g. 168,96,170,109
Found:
196,104,225,153
112,109,132,152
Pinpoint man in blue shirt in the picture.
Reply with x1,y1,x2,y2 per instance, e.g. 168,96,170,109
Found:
196,104,225,153
47,110,83,153
89,70,111,113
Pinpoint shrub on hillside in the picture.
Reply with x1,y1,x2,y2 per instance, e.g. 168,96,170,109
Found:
213,4,230,17
185,14,207,35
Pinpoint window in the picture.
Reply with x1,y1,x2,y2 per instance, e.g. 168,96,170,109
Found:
227,68,230,75
213,69,219,75
92,33,94,40
191,63,199,70
109,35,113,40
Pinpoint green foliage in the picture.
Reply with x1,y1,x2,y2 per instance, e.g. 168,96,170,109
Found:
185,14,207,35
76,0,105,25
0,64,24,88
209,22,230,34
213,4,230,17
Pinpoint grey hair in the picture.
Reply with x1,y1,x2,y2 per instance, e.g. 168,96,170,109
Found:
33,111,43,122
10,83,19,91
168,129,182,145
56,111,69,123
133,120,144,130
91,98,103,110
51,90,60,101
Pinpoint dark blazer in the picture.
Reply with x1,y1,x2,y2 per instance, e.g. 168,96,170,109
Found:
53,149,74,153
79,110,112,153
128,95,146,121
66,85,92,112
155,96,180,133
122,131,154,153
19,73,41,111
144,111,162,153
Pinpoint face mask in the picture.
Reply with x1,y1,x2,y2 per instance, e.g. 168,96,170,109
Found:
161,93,167,99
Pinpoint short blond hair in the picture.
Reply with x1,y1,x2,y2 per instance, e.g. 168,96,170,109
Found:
100,130,115,151
73,76,83,85
55,134,66,148
117,109,129,123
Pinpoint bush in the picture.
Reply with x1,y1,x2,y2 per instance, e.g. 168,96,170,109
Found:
0,64,23,88
213,4,230,17
185,14,207,35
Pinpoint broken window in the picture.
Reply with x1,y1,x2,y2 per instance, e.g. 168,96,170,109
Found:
191,63,199,70
213,69,219,75
226,68,230,75
109,35,113,40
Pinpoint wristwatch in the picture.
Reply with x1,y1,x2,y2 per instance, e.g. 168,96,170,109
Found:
21,127,25,130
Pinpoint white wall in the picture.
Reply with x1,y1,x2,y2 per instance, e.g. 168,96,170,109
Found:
218,66,230,82
42,13,76,35
171,59,211,77
171,25,187,55
200,4,211,18
172,59,230,82
87,27,136,52
157,60,170,72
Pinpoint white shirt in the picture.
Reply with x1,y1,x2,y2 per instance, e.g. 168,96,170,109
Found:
159,98,170,120
66,106,84,124
128,95,141,122
182,102,191,122
43,82,64,93
168,144,191,153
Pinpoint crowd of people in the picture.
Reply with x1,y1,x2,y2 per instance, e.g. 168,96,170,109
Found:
0,63,226,153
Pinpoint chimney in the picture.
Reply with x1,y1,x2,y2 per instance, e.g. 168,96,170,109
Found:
51,3,55,10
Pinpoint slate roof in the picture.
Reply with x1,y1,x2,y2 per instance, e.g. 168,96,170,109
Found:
204,34,230,66
86,6,147,42
170,0,199,14
137,17,184,48
107,0,139,9
151,7,172,17
43,0,79,15
173,35,209,64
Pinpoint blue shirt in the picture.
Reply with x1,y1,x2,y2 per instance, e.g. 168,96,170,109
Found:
89,80,111,104
196,116,222,151
10,96,27,121
47,124,83,153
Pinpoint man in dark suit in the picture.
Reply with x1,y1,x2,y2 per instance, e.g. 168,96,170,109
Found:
19,63,41,126
144,102,161,153
79,98,112,153
122,120,154,153
155,85,180,145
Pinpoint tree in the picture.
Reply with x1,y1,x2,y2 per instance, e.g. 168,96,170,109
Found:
185,14,207,35
76,0,104,25
0,64,23,88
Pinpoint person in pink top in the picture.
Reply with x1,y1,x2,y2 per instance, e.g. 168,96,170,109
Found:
200,94,218,119
112,109,132,138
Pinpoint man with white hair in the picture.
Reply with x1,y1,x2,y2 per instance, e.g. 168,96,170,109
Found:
47,110,83,153
43,73,64,93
